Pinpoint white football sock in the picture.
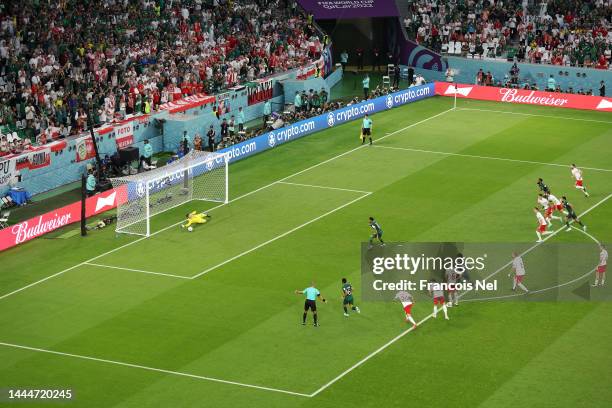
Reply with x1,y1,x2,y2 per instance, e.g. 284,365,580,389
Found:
406,315,416,325
433,305,437,317
518,283,528,292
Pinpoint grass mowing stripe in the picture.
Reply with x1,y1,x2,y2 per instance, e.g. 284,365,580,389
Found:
0,106,452,300
372,145,612,173
457,107,612,124
0,341,311,398
190,191,372,279
310,192,611,397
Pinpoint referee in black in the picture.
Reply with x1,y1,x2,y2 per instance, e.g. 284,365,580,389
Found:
295,282,326,327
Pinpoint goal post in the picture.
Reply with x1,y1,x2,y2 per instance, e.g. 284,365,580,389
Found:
110,150,229,237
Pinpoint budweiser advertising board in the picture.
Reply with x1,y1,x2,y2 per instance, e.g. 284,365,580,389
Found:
435,82,612,111
0,186,125,252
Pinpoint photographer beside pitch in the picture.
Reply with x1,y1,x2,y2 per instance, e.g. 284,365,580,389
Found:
295,282,327,327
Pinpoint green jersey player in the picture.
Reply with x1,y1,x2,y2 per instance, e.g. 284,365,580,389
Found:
341,278,361,317
562,196,586,232
368,216,384,249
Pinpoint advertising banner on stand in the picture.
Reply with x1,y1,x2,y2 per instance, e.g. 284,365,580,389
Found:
435,82,612,111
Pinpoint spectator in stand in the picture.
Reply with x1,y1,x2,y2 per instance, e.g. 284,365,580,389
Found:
340,50,349,71
207,125,216,152
294,91,302,112
356,48,364,71
363,74,370,99
0,0,323,147
142,139,153,168
229,116,236,138
194,133,203,151
86,170,97,197
237,107,245,132
263,100,272,126
182,131,190,154
393,65,401,88
0,136,8,155
220,118,229,142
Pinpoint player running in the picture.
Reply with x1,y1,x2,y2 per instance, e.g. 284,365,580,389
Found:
361,114,373,145
537,193,549,210
428,279,449,320
295,282,327,327
445,267,460,307
544,195,564,224
534,207,553,242
537,178,551,195
509,252,529,293
181,211,211,229
368,217,385,249
593,244,607,287
341,278,360,316
561,196,586,232
394,290,417,328
571,164,590,197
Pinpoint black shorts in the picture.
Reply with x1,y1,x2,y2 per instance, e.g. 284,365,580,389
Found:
304,299,317,312
362,128,371,136
567,212,578,220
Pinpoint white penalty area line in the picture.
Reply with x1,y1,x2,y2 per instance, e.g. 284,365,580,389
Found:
456,107,612,125
277,181,372,195
372,145,612,173
84,262,191,280
0,107,453,301
311,192,612,397
0,341,310,398
190,192,372,279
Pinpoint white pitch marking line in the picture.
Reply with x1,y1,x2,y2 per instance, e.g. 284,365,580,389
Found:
461,268,596,303
310,192,612,397
191,192,372,279
277,181,372,195
372,145,612,173
457,107,612,125
0,341,311,398
1,108,453,300
464,225,602,303
84,262,191,280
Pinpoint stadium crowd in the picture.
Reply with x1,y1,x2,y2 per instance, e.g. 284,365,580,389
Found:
0,0,323,153
405,0,611,69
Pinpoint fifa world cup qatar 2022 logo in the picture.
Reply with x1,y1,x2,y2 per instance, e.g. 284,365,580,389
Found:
327,112,335,127
268,132,276,148
386,95,394,109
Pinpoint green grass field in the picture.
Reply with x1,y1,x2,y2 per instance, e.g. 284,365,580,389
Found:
1,96,612,407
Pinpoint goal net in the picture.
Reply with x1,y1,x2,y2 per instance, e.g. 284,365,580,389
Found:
110,150,229,237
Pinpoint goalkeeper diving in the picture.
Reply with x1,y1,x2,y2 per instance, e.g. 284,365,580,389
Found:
181,211,212,229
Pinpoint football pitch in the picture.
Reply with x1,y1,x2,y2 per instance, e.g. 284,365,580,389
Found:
1,96,612,407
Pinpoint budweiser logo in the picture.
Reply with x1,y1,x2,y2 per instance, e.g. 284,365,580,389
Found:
10,212,72,244
499,88,568,107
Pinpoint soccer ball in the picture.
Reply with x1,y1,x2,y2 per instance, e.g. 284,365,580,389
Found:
188,226,193,232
